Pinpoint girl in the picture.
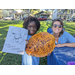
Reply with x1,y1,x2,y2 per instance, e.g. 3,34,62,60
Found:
22,16,40,65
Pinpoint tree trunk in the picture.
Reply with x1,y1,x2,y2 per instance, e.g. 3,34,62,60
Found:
70,9,74,18
28,9,30,16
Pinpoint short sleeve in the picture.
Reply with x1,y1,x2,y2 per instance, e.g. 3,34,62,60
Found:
27,35,32,40
67,32,75,43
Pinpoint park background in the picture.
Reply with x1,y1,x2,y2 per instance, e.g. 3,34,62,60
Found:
0,20,75,65
0,9,75,65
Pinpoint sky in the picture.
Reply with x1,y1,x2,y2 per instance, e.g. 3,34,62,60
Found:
16,9,23,13
40,9,45,11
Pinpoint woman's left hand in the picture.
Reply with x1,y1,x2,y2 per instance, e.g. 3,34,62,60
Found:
55,44,65,47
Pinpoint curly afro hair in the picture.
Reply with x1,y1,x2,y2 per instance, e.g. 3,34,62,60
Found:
23,16,40,31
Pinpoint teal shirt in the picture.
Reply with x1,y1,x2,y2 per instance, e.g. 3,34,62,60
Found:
51,31,75,45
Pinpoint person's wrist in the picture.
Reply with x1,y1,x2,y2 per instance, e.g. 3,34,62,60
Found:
63,43,66,47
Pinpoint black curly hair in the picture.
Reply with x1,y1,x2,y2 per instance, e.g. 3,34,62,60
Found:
23,16,40,31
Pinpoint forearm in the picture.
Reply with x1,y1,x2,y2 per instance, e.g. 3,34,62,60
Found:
63,43,75,47
55,43,75,47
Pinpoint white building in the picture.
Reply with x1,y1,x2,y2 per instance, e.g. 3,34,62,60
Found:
71,9,75,18
52,9,58,20
9,9,29,20
0,9,29,20
52,9,69,20
0,9,10,18
2,9,10,17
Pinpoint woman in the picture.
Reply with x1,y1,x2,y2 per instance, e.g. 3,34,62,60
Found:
51,19,75,47
47,19,75,65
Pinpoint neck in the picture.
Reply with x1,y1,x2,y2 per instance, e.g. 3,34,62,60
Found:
53,32,59,38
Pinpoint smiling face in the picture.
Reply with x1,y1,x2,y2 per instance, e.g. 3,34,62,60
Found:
52,21,63,34
27,21,37,35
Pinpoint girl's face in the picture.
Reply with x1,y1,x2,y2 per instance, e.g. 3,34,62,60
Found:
52,21,63,34
27,21,37,35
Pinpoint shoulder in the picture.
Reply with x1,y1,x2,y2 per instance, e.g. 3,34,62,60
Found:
60,31,74,39
63,31,69,35
60,31,70,39
62,31,75,42
62,31,70,36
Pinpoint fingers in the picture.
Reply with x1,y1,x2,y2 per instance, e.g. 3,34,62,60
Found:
47,53,51,56
25,40,28,41
55,45,59,47
25,40,29,45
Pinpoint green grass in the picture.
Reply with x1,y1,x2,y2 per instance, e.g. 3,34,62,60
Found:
0,20,75,65
0,20,23,65
63,22,75,35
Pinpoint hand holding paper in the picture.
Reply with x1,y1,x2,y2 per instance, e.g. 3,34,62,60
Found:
2,26,28,55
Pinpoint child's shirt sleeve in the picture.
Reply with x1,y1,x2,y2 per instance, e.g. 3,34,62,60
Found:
27,35,32,40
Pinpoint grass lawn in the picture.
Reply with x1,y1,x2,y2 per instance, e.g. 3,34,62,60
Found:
0,20,75,65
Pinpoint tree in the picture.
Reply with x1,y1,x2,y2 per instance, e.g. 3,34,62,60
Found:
22,9,40,16
30,9,40,16
44,9,54,15
22,9,30,16
46,9,54,15
70,9,74,18
63,9,74,19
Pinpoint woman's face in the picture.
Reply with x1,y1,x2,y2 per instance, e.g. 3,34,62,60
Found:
52,21,63,34
27,21,37,35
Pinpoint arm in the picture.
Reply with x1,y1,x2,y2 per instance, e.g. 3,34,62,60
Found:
55,43,75,47
56,32,75,47
64,43,75,47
